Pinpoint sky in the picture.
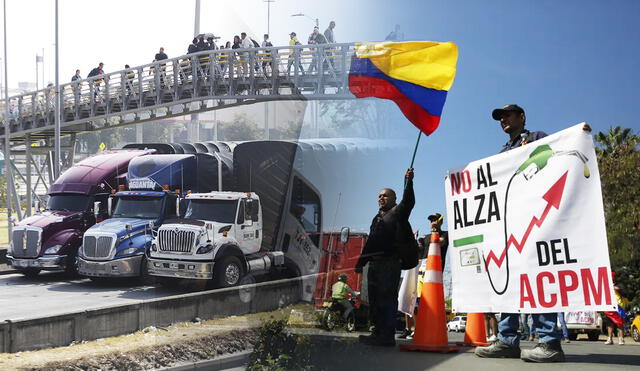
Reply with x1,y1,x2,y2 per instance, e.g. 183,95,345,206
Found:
1,0,640,237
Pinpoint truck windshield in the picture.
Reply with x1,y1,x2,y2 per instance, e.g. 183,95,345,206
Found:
185,199,237,223
46,194,91,212
112,196,164,219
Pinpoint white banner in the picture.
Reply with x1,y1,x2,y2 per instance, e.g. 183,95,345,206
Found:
446,124,616,313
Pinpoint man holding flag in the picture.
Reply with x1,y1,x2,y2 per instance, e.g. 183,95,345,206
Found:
356,168,415,346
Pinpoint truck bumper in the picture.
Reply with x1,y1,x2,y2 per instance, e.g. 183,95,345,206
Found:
147,257,213,279
7,255,68,271
77,255,143,277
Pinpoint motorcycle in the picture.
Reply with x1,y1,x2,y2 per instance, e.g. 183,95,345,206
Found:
320,295,360,332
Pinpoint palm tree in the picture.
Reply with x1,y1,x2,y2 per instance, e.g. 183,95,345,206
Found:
594,126,638,155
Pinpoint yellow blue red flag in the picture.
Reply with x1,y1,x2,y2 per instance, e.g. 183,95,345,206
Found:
349,41,458,135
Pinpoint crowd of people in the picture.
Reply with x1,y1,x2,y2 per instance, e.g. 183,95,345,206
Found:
68,21,339,90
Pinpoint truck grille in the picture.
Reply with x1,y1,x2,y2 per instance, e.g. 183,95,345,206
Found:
158,229,196,253
11,229,41,258
83,235,114,259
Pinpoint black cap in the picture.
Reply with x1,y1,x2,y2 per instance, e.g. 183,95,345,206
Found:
290,32,296,36
492,104,525,120
428,213,443,222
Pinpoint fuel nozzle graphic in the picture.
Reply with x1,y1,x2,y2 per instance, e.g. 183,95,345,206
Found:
516,144,590,180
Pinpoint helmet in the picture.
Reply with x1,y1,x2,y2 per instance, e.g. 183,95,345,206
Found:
338,274,348,282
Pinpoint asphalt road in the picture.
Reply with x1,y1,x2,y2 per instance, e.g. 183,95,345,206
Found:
299,330,640,370
0,271,188,321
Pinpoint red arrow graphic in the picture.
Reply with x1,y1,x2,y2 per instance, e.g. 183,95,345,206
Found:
484,171,569,269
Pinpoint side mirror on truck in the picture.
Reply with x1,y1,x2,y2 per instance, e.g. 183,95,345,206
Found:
93,201,102,221
93,201,100,219
107,196,113,216
340,227,350,244
176,197,181,217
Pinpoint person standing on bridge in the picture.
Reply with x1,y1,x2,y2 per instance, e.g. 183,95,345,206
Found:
71,69,82,99
324,21,336,71
356,168,415,347
286,32,304,76
324,21,336,43
308,27,327,75
239,32,253,78
87,62,104,98
261,34,274,77
475,104,563,362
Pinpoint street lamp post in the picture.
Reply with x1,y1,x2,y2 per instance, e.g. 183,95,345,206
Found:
264,0,275,36
3,0,11,236
291,13,319,28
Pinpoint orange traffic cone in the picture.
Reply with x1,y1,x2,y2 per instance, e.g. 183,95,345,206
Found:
456,313,490,347
400,232,458,353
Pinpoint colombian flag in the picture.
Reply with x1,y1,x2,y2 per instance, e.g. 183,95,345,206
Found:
349,41,458,135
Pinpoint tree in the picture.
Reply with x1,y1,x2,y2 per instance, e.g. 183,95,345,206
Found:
218,113,262,141
595,126,640,306
595,126,638,155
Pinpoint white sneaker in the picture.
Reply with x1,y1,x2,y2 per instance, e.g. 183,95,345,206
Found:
487,335,497,342
618,338,625,345
604,338,613,345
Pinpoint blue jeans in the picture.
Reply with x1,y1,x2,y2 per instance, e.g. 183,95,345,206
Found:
367,258,401,340
498,313,561,346
557,312,569,339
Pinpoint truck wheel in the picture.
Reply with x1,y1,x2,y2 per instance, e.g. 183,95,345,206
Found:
587,331,600,341
21,268,41,278
568,332,578,341
213,255,243,288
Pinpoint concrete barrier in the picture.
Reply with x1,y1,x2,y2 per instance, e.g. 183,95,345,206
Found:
0,276,302,353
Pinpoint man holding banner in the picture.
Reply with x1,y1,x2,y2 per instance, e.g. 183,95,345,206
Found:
473,104,565,362
445,105,612,363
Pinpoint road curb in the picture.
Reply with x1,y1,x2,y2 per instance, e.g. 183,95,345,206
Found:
158,350,251,371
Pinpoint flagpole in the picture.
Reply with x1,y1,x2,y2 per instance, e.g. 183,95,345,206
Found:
409,129,422,169
405,129,422,189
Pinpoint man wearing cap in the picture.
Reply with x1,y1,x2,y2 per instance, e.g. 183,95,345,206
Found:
286,32,304,76
422,213,448,265
492,104,547,153
475,104,566,362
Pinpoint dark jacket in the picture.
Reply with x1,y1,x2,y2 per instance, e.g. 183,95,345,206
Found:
356,179,415,270
155,52,168,61
188,44,199,54
87,67,101,78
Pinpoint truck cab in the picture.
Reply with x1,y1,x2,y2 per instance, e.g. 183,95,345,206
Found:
77,153,227,280
148,192,270,288
7,149,150,277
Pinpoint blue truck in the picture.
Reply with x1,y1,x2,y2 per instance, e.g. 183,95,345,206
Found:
77,152,230,281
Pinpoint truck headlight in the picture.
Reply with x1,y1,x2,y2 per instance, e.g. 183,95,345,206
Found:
44,244,62,255
115,247,140,257
196,245,213,254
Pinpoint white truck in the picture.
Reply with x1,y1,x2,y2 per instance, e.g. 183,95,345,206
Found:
146,141,323,299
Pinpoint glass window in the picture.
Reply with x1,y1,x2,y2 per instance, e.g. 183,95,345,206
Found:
236,200,245,224
112,196,164,219
185,199,238,223
46,194,91,212
290,176,321,234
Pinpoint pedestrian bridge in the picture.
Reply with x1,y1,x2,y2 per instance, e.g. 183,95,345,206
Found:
1,43,357,143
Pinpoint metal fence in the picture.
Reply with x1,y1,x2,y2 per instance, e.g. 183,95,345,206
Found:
0,43,357,141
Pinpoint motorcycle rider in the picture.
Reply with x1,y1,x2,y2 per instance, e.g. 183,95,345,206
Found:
332,274,357,319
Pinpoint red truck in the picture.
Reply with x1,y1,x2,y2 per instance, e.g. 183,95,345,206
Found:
7,149,151,277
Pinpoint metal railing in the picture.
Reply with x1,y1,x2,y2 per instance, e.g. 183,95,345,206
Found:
0,43,356,141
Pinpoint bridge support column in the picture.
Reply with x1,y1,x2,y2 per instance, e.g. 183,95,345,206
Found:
25,134,32,217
